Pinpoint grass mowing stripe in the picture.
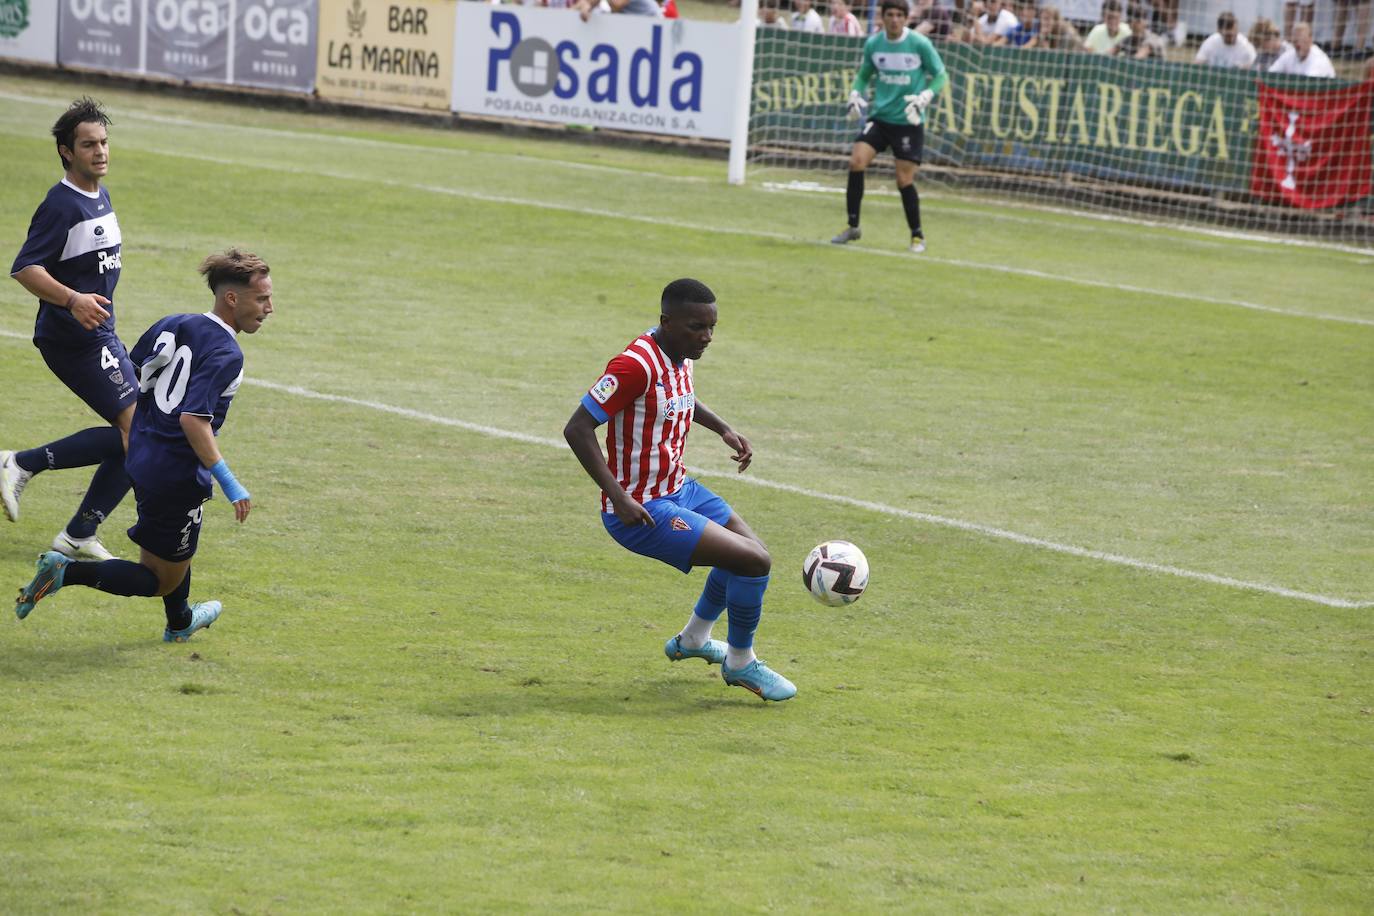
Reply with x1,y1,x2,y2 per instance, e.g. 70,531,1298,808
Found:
23,133,1364,330
8,88,1365,259
2,92,1367,323
0,89,709,183
2,328,1363,608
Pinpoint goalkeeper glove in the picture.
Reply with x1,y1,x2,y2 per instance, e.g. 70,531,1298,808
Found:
903,89,935,125
846,90,868,121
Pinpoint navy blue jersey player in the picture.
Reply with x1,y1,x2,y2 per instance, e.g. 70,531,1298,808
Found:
1,98,137,561
16,250,274,643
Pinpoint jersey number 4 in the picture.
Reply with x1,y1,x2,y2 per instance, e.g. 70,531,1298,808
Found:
137,331,193,414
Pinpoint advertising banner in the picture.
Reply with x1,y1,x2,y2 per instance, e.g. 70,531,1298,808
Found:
0,0,58,64
317,0,455,110
233,0,317,92
59,0,144,73
752,33,1373,202
1251,81,1373,209
452,3,742,141
146,0,231,83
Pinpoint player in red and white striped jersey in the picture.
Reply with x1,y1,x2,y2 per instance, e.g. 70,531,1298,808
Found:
586,326,695,513
564,279,796,702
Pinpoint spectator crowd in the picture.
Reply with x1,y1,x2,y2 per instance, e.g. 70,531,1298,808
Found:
504,0,1373,78
751,0,1371,76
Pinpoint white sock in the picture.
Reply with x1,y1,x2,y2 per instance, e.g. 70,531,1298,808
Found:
677,613,715,649
726,646,757,669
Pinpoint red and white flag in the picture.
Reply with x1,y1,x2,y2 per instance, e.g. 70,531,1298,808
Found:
1250,81,1373,209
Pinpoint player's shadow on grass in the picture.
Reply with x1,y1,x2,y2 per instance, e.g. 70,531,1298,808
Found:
3,542,49,565
421,675,773,719
0,637,154,678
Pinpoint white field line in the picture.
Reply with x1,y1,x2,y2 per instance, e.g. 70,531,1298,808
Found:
4,330,1360,607
27,137,1373,330
763,180,1374,259
0,89,1367,256
0,89,708,182
238,378,1374,611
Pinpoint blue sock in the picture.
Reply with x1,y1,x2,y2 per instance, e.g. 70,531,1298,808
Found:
693,567,731,622
163,567,192,631
63,559,159,597
725,573,769,650
65,455,132,539
17,426,122,473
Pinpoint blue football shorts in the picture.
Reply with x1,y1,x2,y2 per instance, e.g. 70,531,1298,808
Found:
37,334,137,423
602,478,733,574
127,484,209,563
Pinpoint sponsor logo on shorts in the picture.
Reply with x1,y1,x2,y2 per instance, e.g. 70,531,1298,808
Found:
590,374,619,404
178,505,204,555
670,516,691,531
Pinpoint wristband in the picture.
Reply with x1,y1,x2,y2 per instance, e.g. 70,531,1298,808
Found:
64,291,79,309
210,459,250,503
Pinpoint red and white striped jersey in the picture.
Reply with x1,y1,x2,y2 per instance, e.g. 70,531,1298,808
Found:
581,331,696,512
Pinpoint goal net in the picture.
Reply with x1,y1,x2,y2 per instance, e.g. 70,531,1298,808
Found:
747,3,1374,245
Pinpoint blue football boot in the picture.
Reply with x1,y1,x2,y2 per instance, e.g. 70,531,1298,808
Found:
15,551,69,620
664,634,728,666
720,658,797,702
163,600,222,643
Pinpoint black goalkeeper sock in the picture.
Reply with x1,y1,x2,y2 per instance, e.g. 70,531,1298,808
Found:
846,170,864,228
900,183,923,238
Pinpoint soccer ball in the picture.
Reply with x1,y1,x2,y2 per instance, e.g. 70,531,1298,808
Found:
802,540,869,606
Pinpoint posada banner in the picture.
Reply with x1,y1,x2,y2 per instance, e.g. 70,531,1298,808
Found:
452,3,742,141
317,0,455,110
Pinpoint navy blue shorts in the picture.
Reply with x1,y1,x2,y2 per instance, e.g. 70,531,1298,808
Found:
38,335,137,423
127,486,209,563
602,478,733,574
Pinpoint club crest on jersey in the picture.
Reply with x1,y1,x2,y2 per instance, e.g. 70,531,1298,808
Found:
590,374,619,404
660,391,695,420
670,516,691,531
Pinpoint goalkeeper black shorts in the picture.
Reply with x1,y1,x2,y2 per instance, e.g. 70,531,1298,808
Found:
857,120,924,164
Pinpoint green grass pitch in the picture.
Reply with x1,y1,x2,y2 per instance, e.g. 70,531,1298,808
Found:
0,71,1370,912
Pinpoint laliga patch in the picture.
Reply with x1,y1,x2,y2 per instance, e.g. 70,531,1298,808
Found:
590,374,619,405
670,516,691,532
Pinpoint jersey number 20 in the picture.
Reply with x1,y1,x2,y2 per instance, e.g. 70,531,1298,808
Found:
137,331,193,414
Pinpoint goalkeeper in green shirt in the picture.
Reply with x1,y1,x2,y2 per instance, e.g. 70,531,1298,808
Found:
831,0,949,253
